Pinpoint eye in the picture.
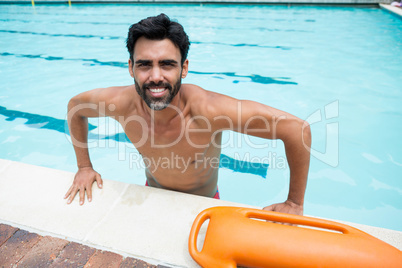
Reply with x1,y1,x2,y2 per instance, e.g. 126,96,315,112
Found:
137,63,151,68
161,62,173,67
160,60,177,68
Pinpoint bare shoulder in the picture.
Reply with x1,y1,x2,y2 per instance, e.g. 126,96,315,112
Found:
75,85,137,116
105,85,138,116
181,84,236,117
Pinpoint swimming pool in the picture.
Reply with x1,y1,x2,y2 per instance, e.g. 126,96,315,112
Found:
0,4,401,231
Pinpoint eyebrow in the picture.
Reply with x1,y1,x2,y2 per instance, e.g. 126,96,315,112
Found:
134,59,179,65
159,59,178,65
135,59,152,65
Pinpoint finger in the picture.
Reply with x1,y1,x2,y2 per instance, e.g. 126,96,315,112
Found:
263,204,275,211
96,174,103,189
87,184,92,202
67,188,78,204
79,187,85,206
64,185,74,199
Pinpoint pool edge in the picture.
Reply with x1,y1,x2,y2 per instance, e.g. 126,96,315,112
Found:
380,3,402,17
0,159,401,267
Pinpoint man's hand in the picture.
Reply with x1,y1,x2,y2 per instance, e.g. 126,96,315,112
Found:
263,199,303,216
64,167,103,205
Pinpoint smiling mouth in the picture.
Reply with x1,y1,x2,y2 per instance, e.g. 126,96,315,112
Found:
148,87,168,98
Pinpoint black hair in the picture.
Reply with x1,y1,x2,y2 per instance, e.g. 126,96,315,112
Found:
126,13,190,66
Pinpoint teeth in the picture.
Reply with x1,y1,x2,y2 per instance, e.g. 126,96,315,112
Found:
149,88,166,93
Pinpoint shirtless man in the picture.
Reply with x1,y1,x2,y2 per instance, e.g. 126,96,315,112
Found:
64,14,311,216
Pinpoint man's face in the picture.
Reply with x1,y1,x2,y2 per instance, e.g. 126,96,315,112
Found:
129,37,188,111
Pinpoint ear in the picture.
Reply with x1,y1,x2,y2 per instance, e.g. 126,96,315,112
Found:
128,59,134,78
181,59,189,79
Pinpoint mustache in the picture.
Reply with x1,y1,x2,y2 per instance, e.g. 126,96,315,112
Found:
143,82,172,90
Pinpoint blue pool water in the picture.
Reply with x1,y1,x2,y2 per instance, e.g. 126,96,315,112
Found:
0,4,401,231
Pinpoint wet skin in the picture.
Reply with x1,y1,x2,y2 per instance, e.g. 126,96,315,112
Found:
65,37,311,216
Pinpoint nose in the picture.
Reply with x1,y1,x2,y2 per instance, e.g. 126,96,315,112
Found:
150,66,164,84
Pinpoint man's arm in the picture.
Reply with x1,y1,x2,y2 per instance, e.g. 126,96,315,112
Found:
201,90,311,215
263,117,311,216
64,87,129,205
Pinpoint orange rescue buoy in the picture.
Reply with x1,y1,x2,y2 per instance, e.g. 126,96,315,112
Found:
189,206,402,268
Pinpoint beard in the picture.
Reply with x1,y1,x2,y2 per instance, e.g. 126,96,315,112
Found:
134,78,182,111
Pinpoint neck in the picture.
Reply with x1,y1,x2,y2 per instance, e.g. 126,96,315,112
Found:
143,92,183,126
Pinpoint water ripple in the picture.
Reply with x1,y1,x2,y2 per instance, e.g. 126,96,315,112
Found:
0,30,122,40
0,29,295,50
0,52,297,86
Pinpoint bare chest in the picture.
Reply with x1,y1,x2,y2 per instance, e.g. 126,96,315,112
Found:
118,114,220,168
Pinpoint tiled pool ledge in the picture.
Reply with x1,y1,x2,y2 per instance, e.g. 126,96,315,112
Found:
0,159,401,267
0,223,159,267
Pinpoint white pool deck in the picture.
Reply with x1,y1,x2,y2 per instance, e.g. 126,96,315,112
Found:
0,158,401,267
380,3,402,16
